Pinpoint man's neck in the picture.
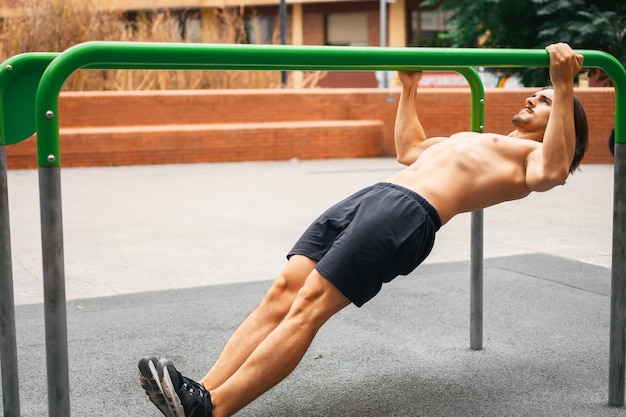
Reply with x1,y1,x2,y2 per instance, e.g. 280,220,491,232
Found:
508,130,544,142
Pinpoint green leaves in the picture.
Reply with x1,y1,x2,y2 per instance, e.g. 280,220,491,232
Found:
533,0,586,16
439,0,625,85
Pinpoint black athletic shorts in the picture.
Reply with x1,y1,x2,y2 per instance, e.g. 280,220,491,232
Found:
287,182,441,307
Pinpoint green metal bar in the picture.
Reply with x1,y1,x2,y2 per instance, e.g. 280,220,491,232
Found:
455,67,485,134
35,42,625,167
32,41,626,415
0,52,57,146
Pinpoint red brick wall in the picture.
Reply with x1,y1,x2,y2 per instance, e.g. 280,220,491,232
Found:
302,9,324,45
5,87,615,169
367,10,380,46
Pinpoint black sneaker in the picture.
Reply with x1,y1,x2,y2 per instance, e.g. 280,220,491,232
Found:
158,358,213,417
138,356,174,417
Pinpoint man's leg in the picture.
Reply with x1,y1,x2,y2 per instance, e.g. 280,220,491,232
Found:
209,269,350,417
199,255,317,390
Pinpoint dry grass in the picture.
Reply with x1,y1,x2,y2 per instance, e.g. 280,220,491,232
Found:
0,0,325,90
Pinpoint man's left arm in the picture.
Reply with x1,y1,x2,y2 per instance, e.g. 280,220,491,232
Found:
526,43,583,192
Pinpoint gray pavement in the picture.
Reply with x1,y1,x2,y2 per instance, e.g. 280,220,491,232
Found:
2,159,623,416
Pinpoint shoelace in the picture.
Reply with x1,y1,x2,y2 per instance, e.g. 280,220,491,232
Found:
179,377,212,415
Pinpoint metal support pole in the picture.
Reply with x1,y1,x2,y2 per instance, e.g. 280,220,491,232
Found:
378,0,388,88
609,141,626,406
0,146,21,417
470,209,484,350
38,166,70,417
279,0,288,86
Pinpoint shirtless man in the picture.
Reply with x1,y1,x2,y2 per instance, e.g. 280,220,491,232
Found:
138,42,588,417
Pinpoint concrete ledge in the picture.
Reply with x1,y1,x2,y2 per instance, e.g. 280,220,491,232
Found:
7,120,384,168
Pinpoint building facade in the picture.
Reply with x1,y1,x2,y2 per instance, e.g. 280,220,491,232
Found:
0,0,453,87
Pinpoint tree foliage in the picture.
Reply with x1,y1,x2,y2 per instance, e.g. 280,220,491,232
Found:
435,0,625,86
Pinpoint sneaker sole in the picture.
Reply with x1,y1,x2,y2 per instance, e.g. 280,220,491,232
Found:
160,363,186,417
138,357,175,417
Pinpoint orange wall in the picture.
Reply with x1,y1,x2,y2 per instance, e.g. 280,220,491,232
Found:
5,87,615,169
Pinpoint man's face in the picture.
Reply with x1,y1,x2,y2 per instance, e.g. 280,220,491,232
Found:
511,88,553,134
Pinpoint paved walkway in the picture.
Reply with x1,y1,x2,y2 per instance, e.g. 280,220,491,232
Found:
7,158,614,305
3,159,623,417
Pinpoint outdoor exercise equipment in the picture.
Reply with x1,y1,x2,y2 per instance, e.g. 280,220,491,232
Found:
0,42,624,417
0,51,58,417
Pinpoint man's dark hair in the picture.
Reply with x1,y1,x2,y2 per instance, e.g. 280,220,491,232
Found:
570,95,589,174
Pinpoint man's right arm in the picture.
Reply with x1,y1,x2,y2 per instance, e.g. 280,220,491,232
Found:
394,71,428,166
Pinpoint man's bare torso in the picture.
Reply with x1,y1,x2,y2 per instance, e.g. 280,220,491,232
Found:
387,132,541,225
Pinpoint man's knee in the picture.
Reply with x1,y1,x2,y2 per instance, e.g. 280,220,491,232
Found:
258,257,315,318
266,255,316,300
262,274,294,305
286,272,350,327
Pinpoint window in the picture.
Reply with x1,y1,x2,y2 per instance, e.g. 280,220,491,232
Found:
244,16,275,44
408,9,453,46
326,12,368,46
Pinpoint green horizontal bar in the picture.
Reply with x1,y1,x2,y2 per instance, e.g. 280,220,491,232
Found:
35,41,626,166
0,51,482,148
